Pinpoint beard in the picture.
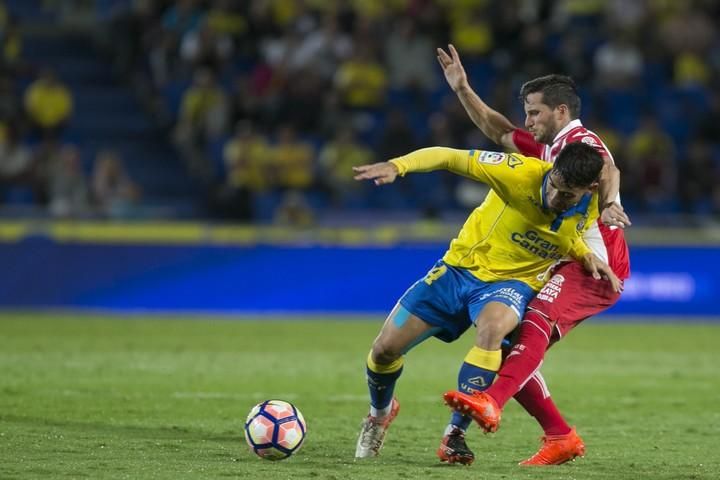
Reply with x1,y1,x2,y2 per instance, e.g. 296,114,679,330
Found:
537,119,559,145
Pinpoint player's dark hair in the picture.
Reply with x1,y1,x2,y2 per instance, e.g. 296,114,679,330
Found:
519,75,581,118
553,142,603,188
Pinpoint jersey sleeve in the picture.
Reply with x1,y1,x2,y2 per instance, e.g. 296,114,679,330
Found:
512,128,544,158
389,147,543,203
464,150,545,203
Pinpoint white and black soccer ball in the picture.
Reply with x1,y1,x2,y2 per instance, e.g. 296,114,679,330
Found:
244,400,307,460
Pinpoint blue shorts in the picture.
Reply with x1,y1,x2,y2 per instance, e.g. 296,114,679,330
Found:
399,261,536,343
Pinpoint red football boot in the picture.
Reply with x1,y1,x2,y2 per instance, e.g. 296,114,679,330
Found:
519,427,585,466
442,390,501,433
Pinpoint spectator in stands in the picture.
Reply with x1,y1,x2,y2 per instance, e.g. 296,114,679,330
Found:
23,69,73,140
91,150,141,219
0,123,34,188
658,2,715,57
223,120,270,193
0,0,7,28
12,0,720,220
551,0,606,27
625,115,678,212
209,120,271,222
47,144,89,218
673,49,711,87
0,18,22,71
260,24,303,70
605,0,649,30
161,0,206,38
593,30,645,89
292,12,353,80
179,17,233,74
174,68,228,178
334,45,388,110
148,0,205,85
448,4,493,57
270,124,314,191
204,0,248,48
318,126,373,206
385,17,435,92
273,190,315,228
176,68,228,141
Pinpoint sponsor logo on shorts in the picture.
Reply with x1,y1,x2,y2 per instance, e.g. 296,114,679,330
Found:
477,287,528,309
536,274,565,303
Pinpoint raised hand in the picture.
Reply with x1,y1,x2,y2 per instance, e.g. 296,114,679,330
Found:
353,162,400,186
437,44,469,92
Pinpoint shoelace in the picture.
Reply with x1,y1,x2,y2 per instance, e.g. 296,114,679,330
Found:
359,419,384,450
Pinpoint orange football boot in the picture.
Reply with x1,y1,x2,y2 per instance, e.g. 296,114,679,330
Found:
442,390,501,433
519,427,585,466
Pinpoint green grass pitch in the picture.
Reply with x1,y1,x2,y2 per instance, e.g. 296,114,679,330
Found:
1,313,718,480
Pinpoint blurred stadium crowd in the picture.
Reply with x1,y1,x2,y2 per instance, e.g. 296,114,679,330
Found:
0,0,719,224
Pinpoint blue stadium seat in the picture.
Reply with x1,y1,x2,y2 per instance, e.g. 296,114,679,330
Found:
601,89,644,133
161,79,192,117
253,191,283,222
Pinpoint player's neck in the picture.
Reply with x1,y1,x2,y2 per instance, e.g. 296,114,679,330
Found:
549,119,581,144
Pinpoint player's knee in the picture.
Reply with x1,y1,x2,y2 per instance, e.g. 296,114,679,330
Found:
475,313,517,349
370,340,402,365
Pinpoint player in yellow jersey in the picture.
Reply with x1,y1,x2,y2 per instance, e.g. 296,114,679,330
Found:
352,142,622,459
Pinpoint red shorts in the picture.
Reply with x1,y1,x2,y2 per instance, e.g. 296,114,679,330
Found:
527,261,622,346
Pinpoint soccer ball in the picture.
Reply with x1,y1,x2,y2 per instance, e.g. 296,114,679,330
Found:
244,400,307,460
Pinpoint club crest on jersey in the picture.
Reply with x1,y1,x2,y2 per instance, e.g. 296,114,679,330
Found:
506,154,524,169
477,151,506,165
581,136,598,146
576,215,588,231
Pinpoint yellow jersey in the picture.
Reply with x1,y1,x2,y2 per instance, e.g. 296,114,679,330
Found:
390,147,597,291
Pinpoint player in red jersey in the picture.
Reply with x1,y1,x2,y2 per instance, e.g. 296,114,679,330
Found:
435,45,631,466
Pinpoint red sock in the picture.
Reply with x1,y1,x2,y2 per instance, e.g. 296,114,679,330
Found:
485,310,553,408
514,372,571,436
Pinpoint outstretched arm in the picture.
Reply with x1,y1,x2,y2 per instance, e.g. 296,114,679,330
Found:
353,147,538,207
437,44,518,150
352,147,469,186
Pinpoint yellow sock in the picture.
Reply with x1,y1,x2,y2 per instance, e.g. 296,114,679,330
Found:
464,346,501,371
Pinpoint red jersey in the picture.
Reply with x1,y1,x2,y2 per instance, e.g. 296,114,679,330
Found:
512,120,630,279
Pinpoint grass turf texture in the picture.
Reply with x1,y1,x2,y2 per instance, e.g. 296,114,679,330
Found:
1,314,718,480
